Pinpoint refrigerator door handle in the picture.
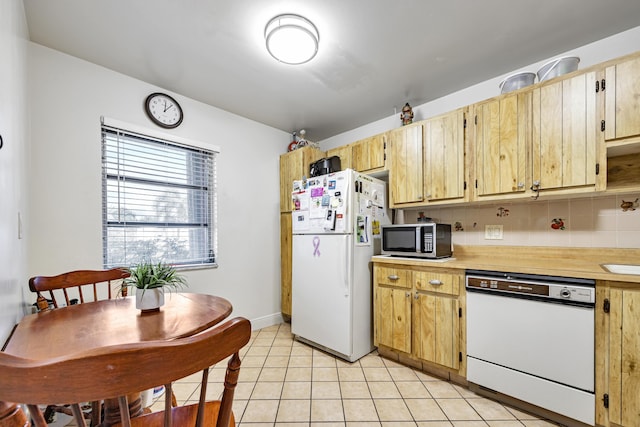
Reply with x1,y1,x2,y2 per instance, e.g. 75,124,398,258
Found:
343,237,350,298
344,258,350,297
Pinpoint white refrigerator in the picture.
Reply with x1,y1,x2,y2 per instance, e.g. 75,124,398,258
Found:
291,169,389,362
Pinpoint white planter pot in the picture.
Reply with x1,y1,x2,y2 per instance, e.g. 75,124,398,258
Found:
135,288,165,312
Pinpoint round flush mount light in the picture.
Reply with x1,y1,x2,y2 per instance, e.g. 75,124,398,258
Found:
265,14,319,65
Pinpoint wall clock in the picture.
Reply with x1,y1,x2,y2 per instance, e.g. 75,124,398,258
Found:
144,92,183,128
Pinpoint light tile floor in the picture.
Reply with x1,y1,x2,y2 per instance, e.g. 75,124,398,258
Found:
149,322,561,427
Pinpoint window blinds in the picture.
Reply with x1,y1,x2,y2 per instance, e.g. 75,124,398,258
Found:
101,125,217,268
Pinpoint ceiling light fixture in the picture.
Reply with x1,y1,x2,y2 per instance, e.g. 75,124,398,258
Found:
265,14,319,65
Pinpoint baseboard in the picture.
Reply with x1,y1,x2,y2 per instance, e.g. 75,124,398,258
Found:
249,312,285,330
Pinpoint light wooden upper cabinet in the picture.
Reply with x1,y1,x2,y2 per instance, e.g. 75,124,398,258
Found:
326,144,352,170
532,71,598,191
351,133,386,172
423,109,466,203
604,54,640,144
279,146,324,212
473,91,530,198
388,123,424,206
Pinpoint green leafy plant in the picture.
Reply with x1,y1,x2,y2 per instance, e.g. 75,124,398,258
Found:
121,261,187,296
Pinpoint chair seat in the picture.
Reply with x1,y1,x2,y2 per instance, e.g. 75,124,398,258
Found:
115,401,234,427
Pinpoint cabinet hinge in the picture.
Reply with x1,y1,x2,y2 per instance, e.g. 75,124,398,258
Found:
603,393,609,409
601,120,606,132
384,153,386,161
601,78,606,91
459,307,462,318
463,118,467,129
459,352,463,362
475,179,478,189
603,298,610,313
596,80,599,93
463,181,467,190
596,163,600,175
474,115,477,125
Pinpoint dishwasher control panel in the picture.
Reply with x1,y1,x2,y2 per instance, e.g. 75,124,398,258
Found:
466,271,595,304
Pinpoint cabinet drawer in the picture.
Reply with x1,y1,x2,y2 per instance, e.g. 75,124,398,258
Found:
414,271,460,295
374,266,411,288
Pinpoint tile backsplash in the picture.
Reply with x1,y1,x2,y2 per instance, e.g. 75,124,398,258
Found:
397,195,640,249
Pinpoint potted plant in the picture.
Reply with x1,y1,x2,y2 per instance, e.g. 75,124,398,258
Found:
122,261,187,312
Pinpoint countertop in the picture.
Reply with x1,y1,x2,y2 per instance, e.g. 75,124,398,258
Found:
372,245,640,284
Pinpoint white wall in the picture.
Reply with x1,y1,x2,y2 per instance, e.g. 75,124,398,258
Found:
320,25,640,149
27,43,290,329
0,1,30,345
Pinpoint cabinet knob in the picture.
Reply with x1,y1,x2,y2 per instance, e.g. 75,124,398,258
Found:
388,275,399,280
405,292,411,297
429,280,443,286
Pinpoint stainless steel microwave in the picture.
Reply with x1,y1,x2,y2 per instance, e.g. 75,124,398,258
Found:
381,223,452,259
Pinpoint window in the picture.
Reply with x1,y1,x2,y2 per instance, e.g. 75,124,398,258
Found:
101,121,217,268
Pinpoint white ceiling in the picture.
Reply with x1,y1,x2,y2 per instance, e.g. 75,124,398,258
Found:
22,0,640,141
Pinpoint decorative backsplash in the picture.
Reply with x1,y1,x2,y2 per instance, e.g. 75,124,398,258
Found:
398,195,640,249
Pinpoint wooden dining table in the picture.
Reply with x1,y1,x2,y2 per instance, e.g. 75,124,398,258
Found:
1,292,233,426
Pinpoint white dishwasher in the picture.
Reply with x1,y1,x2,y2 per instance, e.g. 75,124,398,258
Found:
465,270,595,426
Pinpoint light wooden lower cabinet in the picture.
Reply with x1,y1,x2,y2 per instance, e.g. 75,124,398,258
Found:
375,285,412,354
280,213,292,318
596,281,640,427
413,292,460,370
373,262,465,376
373,265,413,353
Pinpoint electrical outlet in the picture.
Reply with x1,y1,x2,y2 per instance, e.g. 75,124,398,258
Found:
485,225,503,240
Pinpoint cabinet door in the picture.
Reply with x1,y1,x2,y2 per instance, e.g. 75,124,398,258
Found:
280,147,325,212
414,292,460,369
606,287,640,426
374,285,411,353
326,144,352,170
280,213,292,317
424,109,465,202
389,124,424,205
605,55,640,142
352,134,385,172
532,72,597,190
475,92,529,197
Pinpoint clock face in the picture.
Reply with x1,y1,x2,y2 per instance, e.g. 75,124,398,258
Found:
145,93,183,128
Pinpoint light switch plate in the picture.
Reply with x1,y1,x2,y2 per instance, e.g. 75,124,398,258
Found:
485,225,503,240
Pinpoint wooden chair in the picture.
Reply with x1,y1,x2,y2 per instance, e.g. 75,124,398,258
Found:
28,268,131,425
0,316,252,427
29,268,130,311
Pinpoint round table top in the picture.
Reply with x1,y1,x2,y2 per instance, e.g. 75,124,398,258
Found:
3,293,232,360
